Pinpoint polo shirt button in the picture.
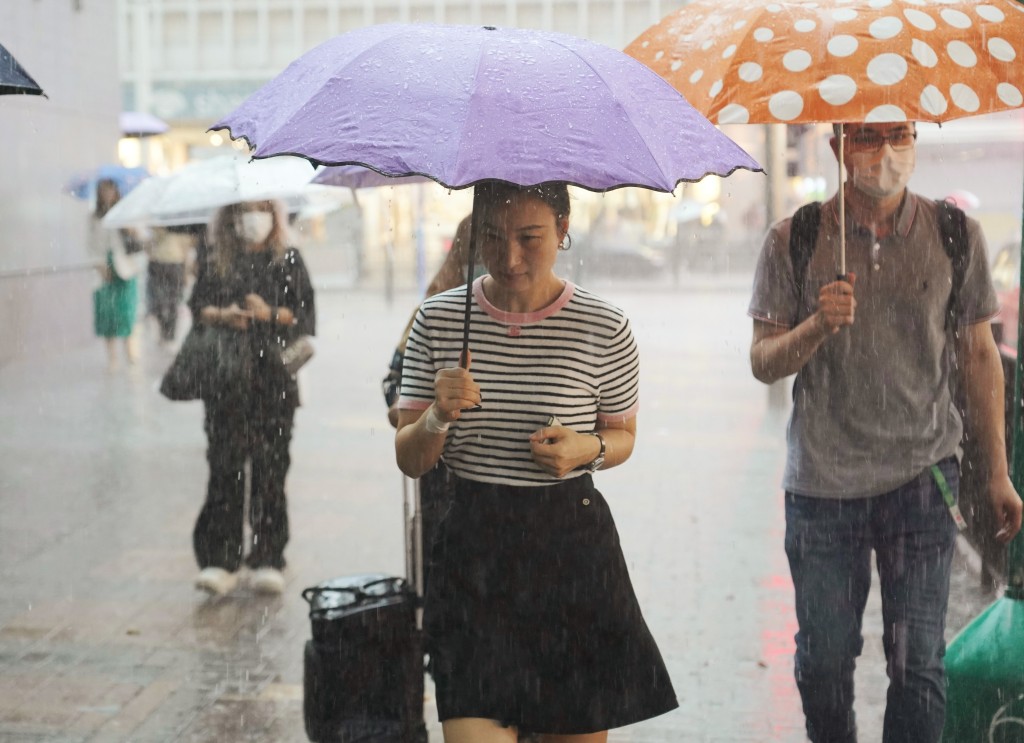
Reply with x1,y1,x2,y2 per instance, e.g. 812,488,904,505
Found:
873,263,880,271
582,498,591,506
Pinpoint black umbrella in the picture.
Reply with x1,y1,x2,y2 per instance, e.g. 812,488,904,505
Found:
0,43,45,97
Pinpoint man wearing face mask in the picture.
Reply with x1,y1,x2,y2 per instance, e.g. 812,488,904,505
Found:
747,122,1022,743
187,200,316,597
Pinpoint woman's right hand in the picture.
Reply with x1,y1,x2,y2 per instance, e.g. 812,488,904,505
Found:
220,303,253,331
434,361,481,422
203,303,253,330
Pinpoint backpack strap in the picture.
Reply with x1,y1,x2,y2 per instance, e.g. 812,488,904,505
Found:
935,199,969,330
789,201,823,312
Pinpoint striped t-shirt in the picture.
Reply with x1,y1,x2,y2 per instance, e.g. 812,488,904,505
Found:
398,277,639,486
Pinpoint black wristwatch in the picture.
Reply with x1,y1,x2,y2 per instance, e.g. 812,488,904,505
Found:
584,432,606,473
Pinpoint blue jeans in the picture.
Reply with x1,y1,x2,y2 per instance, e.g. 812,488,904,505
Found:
784,458,958,743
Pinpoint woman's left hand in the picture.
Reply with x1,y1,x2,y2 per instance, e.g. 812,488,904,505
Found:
529,426,601,478
244,293,273,322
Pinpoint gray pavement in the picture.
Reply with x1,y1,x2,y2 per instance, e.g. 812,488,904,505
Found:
0,278,1002,742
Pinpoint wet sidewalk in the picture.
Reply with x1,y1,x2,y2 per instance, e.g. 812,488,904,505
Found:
0,283,1002,742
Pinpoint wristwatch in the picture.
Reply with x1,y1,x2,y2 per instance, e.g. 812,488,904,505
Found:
585,432,606,473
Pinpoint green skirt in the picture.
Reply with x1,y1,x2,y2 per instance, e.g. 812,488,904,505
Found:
94,277,138,338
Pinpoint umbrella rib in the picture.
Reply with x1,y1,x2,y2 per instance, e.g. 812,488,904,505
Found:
544,38,676,191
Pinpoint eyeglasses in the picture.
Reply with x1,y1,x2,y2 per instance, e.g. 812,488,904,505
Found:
844,129,917,153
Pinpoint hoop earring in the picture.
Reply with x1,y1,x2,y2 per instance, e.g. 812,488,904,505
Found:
558,233,572,251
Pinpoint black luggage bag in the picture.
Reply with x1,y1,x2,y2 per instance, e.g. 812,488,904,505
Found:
302,477,430,743
302,574,426,742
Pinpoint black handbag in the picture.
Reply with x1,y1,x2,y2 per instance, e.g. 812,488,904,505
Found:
159,324,251,402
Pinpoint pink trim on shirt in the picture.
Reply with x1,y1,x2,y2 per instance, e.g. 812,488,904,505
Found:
597,400,640,424
397,397,431,411
472,276,575,325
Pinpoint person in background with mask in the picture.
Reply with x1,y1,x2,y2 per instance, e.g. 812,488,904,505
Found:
748,122,1021,743
187,199,316,597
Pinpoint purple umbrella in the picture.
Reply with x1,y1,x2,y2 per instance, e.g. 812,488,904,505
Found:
213,23,759,192
212,23,762,360
120,111,169,138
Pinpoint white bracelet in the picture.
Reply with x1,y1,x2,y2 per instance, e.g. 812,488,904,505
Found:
424,406,451,434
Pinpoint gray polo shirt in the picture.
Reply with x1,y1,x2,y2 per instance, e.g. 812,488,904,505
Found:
749,191,999,499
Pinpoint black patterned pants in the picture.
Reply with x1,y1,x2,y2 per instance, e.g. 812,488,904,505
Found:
194,397,294,571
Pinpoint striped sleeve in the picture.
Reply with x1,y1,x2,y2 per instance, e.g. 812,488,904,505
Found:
596,314,640,423
397,306,435,411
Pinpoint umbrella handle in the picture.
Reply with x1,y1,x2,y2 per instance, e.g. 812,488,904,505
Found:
838,123,847,278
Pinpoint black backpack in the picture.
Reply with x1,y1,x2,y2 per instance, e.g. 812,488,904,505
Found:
788,199,969,329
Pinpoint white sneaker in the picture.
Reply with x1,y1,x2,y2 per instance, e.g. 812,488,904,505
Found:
195,567,239,596
250,567,285,595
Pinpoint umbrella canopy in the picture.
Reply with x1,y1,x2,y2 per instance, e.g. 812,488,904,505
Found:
212,22,762,365
0,42,45,96
625,0,1024,126
65,164,150,202
211,23,761,192
627,0,1024,276
120,111,169,137
101,155,348,228
312,164,432,190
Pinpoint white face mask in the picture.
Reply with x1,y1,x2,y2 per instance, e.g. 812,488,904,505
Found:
847,147,915,199
238,211,274,244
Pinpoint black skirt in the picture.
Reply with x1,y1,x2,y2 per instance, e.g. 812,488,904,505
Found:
423,473,678,734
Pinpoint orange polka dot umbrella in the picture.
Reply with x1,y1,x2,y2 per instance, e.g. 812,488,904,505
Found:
625,0,1024,125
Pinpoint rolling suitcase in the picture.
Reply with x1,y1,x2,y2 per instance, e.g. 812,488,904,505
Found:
302,477,429,743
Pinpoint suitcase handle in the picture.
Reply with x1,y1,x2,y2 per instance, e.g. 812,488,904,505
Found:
301,577,407,609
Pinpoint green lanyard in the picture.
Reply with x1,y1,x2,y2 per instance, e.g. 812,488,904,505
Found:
931,464,967,532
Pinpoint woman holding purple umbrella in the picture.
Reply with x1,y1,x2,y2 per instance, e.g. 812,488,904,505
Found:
395,181,677,743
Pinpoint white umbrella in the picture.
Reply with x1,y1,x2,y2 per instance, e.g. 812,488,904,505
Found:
102,155,350,228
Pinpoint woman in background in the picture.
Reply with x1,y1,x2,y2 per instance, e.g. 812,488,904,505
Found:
188,199,316,596
89,178,145,370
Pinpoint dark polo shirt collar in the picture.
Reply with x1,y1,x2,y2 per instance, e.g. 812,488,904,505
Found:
821,188,917,241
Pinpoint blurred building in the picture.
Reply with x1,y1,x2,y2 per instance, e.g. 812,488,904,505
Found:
0,2,121,365
117,0,689,170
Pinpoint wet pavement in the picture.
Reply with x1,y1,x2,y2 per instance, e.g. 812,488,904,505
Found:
0,277,1002,742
